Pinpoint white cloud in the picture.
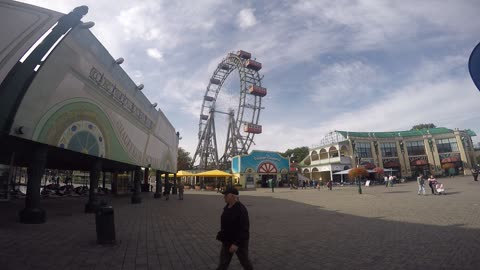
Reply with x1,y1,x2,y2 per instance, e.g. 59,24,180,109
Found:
146,48,163,61
237,8,257,30
309,61,383,105
12,0,480,157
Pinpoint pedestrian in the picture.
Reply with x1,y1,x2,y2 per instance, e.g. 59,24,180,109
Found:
472,168,478,181
164,180,171,200
216,187,253,270
384,176,388,187
177,181,185,200
388,175,394,187
417,174,425,195
327,180,332,190
427,175,437,195
217,182,221,193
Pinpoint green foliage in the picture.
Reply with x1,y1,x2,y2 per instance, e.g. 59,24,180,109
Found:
283,146,309,163
411,123,436,130
177,147,192,170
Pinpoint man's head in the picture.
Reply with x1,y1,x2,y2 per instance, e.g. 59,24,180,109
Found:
222,187,239,204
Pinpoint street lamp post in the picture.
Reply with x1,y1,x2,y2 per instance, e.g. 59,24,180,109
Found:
399,140,406,177
427,137,437,175
351,141,362,194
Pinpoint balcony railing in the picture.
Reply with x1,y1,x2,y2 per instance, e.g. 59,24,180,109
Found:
311,156,351,165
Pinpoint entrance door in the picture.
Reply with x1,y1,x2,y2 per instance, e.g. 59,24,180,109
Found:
261,174,277,187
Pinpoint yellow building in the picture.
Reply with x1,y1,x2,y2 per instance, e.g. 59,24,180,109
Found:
299,128,476,181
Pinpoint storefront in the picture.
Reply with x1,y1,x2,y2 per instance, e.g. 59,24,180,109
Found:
231,150,290,188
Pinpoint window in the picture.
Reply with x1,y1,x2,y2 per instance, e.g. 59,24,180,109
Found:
436,138,459,153
406,141,425,156
380,142,397,157
329,146,339,158
356,142,372,158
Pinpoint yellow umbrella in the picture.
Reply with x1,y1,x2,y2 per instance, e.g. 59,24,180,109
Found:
167,170,195,177
194,170,232,177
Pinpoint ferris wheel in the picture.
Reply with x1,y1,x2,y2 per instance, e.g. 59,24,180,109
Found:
192,50,267,170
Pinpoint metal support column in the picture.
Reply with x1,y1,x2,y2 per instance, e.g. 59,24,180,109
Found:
154,170,162,199
85,159,102,213
19,144,47,224
172,173,177,195
131,167,142,204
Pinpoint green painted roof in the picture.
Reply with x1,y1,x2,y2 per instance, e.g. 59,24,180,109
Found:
335,128,476,138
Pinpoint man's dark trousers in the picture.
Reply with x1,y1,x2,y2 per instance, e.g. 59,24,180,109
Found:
217,241,253,270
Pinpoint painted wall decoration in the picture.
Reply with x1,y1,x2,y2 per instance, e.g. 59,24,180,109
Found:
7,15,178,172
232,150,289,173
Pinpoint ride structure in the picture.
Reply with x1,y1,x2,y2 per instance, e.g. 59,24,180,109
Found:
192,50,267,170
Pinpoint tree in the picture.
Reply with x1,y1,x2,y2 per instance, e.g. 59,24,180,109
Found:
373,167,384,179
348,167,369,194
283,147,309,163
177,147,192,170
411,123,436,130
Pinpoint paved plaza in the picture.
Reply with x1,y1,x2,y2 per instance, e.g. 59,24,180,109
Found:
1,175,480,270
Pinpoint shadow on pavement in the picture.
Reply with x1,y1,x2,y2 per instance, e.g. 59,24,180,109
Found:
0,193,479,270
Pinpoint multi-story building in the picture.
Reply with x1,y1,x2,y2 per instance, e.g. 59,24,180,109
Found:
298,128,476,182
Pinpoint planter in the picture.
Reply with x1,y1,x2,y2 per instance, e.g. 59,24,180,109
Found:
206,185,215,191
194,185,201,190
184,186,191,190
234,185,243,190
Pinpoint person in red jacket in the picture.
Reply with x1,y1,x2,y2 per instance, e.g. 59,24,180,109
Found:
216,187,253,270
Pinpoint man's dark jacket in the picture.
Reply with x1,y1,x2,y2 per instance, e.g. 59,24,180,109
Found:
217,201,250,246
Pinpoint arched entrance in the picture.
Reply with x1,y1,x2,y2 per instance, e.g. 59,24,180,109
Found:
258,161,278,187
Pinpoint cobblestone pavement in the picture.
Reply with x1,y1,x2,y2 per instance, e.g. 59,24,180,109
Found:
1,175,480,270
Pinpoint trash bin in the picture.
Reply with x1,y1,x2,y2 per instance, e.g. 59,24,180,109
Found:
95,205,116,245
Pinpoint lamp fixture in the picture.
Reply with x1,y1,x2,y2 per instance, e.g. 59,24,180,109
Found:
80,21,95,29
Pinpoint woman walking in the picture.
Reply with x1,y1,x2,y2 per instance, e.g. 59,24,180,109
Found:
164,180,172,200
427,175,437,195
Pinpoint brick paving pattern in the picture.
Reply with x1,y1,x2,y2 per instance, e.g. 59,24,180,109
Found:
1,175,480,269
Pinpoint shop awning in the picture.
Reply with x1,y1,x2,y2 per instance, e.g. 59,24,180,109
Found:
361,162,376,169
441,157,460,164
333,168,375,175
384,161,401,167
411,159,428,166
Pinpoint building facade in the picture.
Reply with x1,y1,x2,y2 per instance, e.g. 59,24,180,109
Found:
232,150,290,188
299,128,476,182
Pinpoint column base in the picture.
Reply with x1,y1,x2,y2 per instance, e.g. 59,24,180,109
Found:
19,207,46,224
85,201,100,213
131,194,142,204
141,184,150,192
154,193,162,199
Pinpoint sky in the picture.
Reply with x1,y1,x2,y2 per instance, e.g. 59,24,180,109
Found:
16,0,480,161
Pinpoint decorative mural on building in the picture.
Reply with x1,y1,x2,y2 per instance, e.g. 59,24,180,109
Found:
9,25,178,172
232,150,289,173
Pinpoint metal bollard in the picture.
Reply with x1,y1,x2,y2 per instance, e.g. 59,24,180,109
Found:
95,205,116,245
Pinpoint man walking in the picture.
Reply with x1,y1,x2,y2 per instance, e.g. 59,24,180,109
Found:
177,180,185,200
417,174,425,195
216,188,253,270
164,180,171,200
472,167,478,181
